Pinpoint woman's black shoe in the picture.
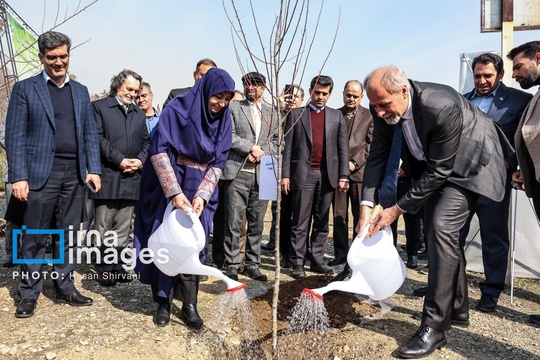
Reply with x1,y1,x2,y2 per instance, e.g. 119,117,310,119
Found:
153,303,171,327
181,303,203,330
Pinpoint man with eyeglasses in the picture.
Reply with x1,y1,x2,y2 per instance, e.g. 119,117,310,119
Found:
90,69,150,286
221,72,279,282
5,31,102,318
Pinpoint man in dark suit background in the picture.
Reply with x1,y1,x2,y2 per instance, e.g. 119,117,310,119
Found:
91,70,150,286
460,53,532,313
162,58,216,108
359,66,512,358
282,75,349,279
5,31,102,318
330,80,373,266
507,41,540,326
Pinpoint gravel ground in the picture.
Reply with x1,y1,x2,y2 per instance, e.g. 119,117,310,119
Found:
1,196,540,359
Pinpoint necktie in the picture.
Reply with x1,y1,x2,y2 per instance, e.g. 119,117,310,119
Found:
379,120,403,208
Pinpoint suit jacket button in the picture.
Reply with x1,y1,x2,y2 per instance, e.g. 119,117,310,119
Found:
52,148,55,152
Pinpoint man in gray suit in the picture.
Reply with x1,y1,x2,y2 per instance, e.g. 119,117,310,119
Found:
358,66,512,358
460,53,532,313
507,41,540,326
222,72,278,281
282,75,349,279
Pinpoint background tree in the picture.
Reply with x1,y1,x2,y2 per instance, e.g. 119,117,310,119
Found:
0,0,99,190
223,0,339,354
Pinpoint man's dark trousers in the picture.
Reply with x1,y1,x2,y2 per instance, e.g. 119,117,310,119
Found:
459,174,512,298
19,159,83,299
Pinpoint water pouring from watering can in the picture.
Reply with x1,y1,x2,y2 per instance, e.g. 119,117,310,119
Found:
148,202,245,292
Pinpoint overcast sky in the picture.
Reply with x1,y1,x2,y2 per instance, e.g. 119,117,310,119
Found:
8,0,540,108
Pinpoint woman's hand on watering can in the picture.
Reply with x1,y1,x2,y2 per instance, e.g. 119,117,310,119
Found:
172,193,192,214
191,196,205,217
367,205,403,237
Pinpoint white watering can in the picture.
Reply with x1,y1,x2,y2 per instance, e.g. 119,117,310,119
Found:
310,225,407,301
148,202,245,291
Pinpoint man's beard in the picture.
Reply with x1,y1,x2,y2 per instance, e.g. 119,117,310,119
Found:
384,114,401,125
519,67,540,89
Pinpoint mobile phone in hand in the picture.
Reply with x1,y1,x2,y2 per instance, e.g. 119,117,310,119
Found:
86,180,97,192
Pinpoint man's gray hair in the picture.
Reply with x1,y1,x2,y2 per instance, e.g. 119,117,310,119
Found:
109,69,143,96
364,66,410,94
141,82,153,94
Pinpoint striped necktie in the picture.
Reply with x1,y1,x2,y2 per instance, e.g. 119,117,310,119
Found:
379,120,403,208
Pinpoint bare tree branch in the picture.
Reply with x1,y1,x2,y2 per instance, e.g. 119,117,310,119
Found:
221,1,340,356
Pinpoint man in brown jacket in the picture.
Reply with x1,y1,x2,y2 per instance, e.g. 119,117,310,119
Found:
330,80,373,266
508,40,540,327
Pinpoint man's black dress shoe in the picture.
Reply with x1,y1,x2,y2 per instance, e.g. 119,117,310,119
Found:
310,262,334,274
412,286,427,297
97,271,117,286
398,324,447,359
115,269,134,283
261,240,275,251
281,255,293,269
181,303,203,330
406,255,418,269
412,311,469,327
153,303,171,327
331,264,352,282
2,259,15,268
529,314,540,326
56,291,93,306
291,265,306,279
243,266,268,281
327,257,347,266
476,294,498,313
225,267,238,281
15,299,37,318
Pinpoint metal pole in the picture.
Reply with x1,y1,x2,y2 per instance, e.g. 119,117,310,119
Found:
510,189,518,305
501,0,515,86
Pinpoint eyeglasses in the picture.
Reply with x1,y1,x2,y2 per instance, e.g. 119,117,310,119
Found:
44,54,69,62
243,82,264,88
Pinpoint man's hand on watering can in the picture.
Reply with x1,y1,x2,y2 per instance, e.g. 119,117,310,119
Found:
366,205,403,237
355,205,373,236
172,193,192,214
191,196,205,217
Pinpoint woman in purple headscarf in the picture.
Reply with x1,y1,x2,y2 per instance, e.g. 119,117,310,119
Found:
134,68,235,329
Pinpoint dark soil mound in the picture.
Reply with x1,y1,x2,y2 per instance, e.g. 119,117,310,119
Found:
250,275,379,329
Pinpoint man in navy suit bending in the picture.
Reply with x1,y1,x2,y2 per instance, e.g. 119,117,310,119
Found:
6,31,102,318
